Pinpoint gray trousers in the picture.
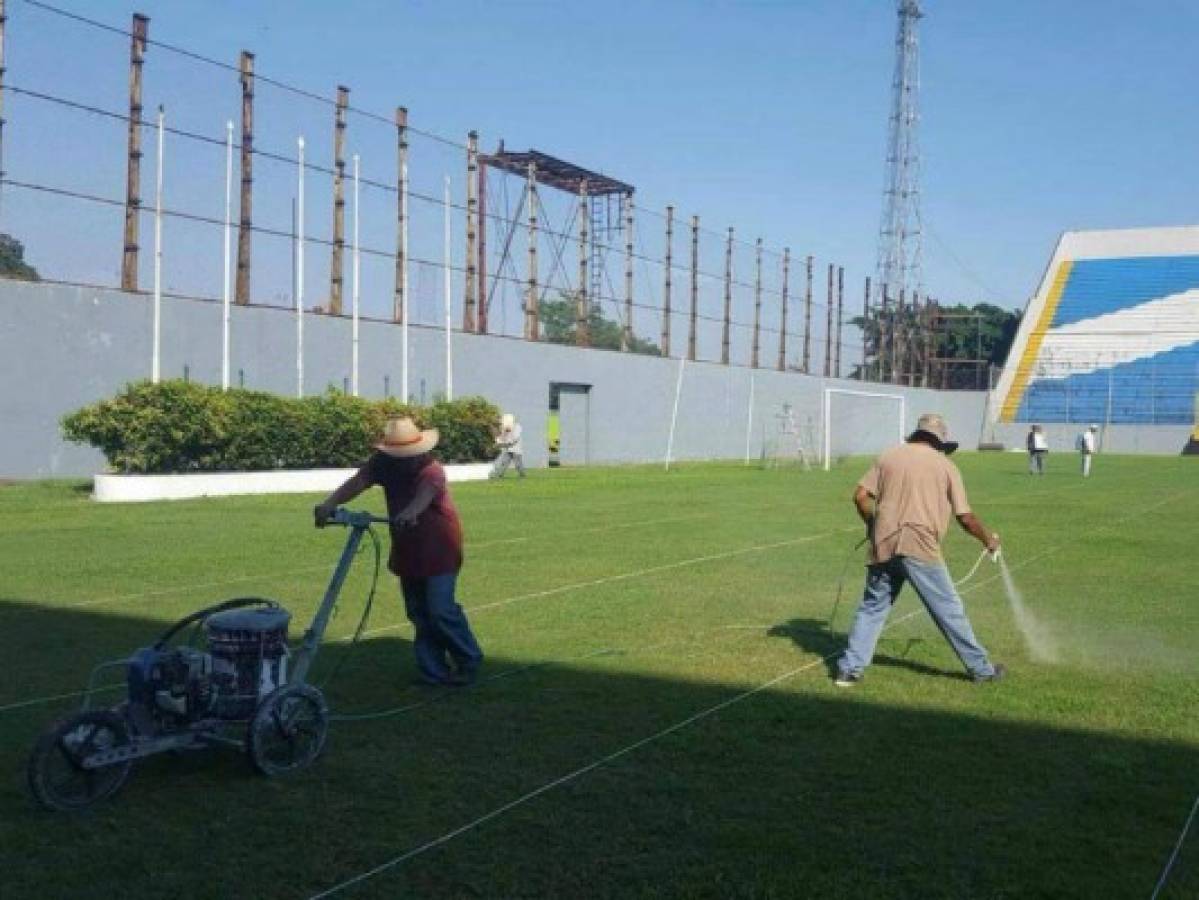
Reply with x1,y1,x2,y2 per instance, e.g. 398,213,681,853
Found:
492,450,525,478
1028,450,1046,474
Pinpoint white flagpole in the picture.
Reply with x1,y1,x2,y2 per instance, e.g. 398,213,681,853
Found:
744,373,755,465
221,119,233,391
152,105,164,384
296,136,305,398
351,153,360,397
664,355,686,471
443,175,453,401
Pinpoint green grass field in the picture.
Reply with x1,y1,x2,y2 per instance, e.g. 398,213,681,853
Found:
1,454,1197,899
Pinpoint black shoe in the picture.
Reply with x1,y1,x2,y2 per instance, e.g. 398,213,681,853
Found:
446,667,479,688
410,675,447,688
973,663,1008,684
833,669,862,688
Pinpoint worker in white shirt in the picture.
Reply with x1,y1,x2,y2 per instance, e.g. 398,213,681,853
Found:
1077,425,1098,477
491,413,526,479
1026,424,1048,475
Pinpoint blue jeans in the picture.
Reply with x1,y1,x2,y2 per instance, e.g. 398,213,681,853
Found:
400,574,483,683
838,556,995,679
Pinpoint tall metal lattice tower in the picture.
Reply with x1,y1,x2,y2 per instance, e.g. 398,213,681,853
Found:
876,0,924,297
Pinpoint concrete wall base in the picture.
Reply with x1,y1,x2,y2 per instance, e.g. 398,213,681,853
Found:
93,463,493,503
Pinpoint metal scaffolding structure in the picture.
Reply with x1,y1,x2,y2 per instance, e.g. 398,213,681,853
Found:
477,146,634,342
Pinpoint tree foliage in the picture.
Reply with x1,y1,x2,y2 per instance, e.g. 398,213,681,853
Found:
539,294,661,356
0,234,39,281
850,301,1021,388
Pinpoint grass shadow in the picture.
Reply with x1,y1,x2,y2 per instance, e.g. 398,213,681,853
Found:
0,600,1194,899
768,616,959,681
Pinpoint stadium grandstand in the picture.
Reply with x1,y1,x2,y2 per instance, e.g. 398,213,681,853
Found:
993,226,1199,454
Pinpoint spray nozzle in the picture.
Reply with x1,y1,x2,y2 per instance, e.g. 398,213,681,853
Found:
988,535,1002,563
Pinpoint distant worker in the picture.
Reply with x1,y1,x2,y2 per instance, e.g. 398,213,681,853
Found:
491,413,526,479
1026,424,1048,475
835,413,1006,687
315,417,483,687
1077,424,1098,477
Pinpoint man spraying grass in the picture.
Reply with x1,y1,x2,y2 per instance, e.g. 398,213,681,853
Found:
834,413,1006,687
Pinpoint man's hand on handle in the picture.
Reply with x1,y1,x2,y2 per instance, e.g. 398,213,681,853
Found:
392,509,420,529
314,503,335,529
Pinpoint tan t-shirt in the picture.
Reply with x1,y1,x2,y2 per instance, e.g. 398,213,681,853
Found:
858,442,972,564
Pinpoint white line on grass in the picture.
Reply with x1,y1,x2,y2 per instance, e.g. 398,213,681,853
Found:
305,488,1193,899
1150,791,1199,899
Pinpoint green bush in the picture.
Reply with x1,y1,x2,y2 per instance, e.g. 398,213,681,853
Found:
62,381,501,473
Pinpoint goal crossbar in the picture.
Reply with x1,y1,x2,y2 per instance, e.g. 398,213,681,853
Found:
822,387,905,471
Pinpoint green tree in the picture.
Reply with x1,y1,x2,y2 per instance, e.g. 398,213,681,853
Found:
850,301,1021,388
0,234,39,281
539,294,661,355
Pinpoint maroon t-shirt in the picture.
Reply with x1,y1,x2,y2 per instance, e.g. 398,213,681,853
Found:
363,453,464,577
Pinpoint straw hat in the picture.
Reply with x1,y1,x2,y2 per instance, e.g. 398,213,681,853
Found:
910,412,959,455
375,417,438,458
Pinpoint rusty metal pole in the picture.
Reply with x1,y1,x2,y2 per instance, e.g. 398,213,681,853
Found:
327,86,348,315
477,155,488,334
525,161,538,340
906,291,916,386
623,193,634,351
777,248,790,372
923,298,934,387
823,264,834,377
661,205,673,357
892,288,905,384
862,276,871,381
235,51,254,305
878,284,890,381
463,130,478,331
393,107,408,323
576,180,590,347
688,215,699,361
751,238,762,368
802,255,813,373
121,13,149,292
721,227,733,365
835,266,844,378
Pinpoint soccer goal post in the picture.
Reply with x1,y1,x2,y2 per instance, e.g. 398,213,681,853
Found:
822,387,906,471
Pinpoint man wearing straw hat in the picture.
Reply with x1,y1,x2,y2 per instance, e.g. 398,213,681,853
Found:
834,413,1006,687
314,417,483,687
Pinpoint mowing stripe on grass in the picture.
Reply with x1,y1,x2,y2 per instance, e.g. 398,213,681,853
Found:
3,513,710,614
330,627,764,723
357,526,859,640
305,488,1192,899
0,524,843,715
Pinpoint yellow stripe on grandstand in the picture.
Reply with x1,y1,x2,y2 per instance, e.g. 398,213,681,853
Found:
999,260,1074,422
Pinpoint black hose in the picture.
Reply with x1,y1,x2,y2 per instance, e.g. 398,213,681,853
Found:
153,597,279,649
826,536,869,633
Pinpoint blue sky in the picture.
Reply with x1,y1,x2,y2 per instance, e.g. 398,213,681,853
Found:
5,0,1199,325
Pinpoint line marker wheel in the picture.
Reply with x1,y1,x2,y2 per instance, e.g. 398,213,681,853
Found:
247,684,329,777
28,709,133,811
